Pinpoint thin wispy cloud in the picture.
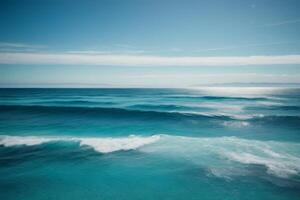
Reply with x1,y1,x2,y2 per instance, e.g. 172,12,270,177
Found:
196,41,300,52
170,48,183,52
196,46,236,52
262,19,300,27
113,44,134,48
0,42,46,49
66,50,113,54
1,52,300,66
66,49,146,55
127,73,300,86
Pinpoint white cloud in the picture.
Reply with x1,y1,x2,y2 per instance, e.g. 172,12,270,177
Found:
126,73,300,84
66,49,146,55
2,73,299,88
1,52,300,66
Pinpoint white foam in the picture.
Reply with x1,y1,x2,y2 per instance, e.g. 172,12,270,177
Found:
78,135,160,153
140,135,300,179
1,134,299,179
227,113,265,120
0,135,60,147
0,135,160,153
224,151,300,178
223,121,250,128
199,103,245,113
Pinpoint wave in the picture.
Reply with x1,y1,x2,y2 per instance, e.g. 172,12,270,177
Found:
1,105,300,128
164,95,271,101
1,105,300,125
35,100,116,105
140,135,300,179
0,105,234,121
126,103,217,114
0,135,160,153
245,105,300,111
0,100,116,106
127,104,194,111
1,134,300,179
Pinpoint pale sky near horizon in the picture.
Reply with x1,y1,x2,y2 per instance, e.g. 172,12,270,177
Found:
1,0,300,87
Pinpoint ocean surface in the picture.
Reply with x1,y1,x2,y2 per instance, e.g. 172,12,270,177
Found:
0,87,300,200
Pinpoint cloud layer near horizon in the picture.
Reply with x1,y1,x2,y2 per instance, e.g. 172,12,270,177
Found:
1,52,300,66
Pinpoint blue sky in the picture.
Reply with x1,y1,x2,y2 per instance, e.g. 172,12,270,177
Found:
1,0,300,87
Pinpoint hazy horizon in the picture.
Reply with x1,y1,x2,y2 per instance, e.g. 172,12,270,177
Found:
1,82,300,88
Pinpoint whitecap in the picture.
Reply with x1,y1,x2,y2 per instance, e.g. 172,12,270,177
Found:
1,134,299,179
78,135,160,153
0,135,160,153
223,121,250,128
140,135,300,179
0,135,60,147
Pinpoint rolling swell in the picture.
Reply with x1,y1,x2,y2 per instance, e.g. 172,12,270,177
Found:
1,105,300,126
165,95,270,101
126,103,211,111
0,104,232,121
35,100,116,105
1,134,300,179
245,105,300,111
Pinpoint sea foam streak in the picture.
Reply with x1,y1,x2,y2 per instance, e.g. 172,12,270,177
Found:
141,135,300,179
1,134,299,179
0,135,160,153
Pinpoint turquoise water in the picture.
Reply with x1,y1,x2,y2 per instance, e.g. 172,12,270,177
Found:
0,88,300,200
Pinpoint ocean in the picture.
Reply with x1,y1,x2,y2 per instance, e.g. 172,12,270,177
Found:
0,87,299,200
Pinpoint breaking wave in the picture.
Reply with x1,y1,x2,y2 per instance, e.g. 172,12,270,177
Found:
141,135,300,179
1,134,300,179
0,135,160,153
1,105,300,125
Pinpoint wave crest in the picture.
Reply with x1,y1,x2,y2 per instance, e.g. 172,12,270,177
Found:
79,135,160,153
1,134,299,179
0,135,160,153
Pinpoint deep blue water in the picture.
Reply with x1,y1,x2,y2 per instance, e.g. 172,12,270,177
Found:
0,88,300,200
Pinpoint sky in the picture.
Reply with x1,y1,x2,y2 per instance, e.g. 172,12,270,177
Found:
0,0,300,87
